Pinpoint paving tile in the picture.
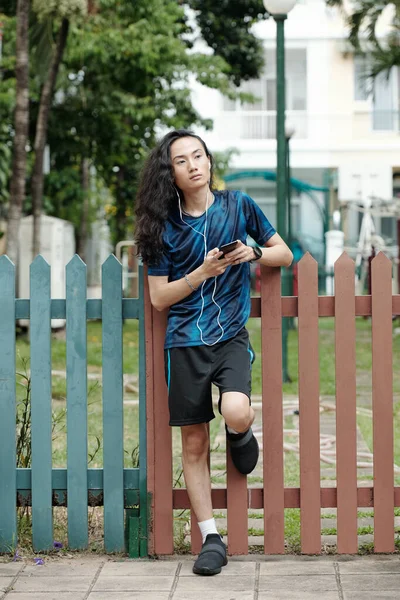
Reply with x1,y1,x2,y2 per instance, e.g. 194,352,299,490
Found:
258,575,338,592
248,535,263,546
89,594,169,600
7,594,86,600
260,560,335,575
13,576,91,592
0,563,24,576
173,593,254,600
258,593,339,600
343,594,400,600
92,576,174,592
340,574,400,591
0,576,14,591
22,561,101,578
321,508,338,516
100,561,178,577
175,575,254,592
338,558,400,574
180,561,256,576
321,518,338,529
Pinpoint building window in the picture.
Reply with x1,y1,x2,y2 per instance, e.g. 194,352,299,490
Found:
354,56,399,131
373,70,398,131
240,49,307,112
228,49,307,139
354,55,370,101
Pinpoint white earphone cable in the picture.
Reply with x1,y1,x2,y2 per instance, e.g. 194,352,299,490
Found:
177,188,224,346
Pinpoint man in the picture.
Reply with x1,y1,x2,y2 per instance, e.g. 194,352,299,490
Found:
134,129,292,575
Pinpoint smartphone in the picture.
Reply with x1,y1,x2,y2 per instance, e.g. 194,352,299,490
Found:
218,240,239,259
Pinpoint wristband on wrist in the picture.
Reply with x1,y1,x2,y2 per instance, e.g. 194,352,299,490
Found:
184,274,198,291
250,246,263,263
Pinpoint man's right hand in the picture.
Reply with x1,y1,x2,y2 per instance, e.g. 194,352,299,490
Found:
200,248,233,278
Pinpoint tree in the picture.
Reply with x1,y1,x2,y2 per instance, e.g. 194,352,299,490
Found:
2,0,271,253
326,1,400,77
186,0,268,85
30,0,87,255
6,0,29,266
45,0,260,248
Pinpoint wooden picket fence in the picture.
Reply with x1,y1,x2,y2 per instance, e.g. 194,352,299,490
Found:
145,252,400,556
0,254,147,556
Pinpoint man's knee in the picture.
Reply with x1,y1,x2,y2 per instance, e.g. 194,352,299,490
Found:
221,392,252,433
181,423,209,460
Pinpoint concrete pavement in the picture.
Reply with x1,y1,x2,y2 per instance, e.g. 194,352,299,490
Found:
1,554,400,599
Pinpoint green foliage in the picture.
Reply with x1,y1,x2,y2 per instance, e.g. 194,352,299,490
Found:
2,0,266,245
326,0,400,76
32,0,87,21
187,0,268,86
0,15,16,207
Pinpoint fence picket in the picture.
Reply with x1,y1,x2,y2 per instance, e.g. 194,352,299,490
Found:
0,256,17,552
298,253,321,554
30,256,53,551
138,265,148,556
371,253,394,552
102,255,124,551
151,308,173,554
335,253,358,553
261,265,285,554
66,255,88,549
227,446,248,554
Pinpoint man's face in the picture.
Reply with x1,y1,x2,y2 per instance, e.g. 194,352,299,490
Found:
170,136,210,193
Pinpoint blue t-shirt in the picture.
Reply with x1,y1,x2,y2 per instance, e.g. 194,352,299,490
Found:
147,190,276,348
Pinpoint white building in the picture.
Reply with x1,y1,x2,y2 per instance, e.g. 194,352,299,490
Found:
191,0,400,272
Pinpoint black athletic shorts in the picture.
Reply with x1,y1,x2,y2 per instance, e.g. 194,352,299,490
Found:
164,327,256,427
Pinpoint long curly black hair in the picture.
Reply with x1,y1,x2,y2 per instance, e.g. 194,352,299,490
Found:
134,129,215,266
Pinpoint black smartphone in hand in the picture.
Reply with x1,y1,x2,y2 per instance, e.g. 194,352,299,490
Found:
218,240,239,259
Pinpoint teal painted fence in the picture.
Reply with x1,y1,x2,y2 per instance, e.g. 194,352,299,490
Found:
0,254,147,556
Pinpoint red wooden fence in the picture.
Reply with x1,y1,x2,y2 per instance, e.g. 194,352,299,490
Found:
145,252,398,555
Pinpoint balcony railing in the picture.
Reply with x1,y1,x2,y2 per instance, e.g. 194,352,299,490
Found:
229,110,308,140
217,110,399,141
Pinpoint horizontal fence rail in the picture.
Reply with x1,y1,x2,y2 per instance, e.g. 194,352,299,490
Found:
0,254,147,557
146,252,400,556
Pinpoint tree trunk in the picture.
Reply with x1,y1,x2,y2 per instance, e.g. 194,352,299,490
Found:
77,157,90,262
31,18,69,256
115,167,127,246
6,0,30,266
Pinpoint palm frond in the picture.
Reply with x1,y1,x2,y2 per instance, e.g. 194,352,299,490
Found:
325,0,344,8
370,36,400,78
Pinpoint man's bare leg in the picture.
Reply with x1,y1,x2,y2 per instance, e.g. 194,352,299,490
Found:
181,423,227,575
181,423,213,522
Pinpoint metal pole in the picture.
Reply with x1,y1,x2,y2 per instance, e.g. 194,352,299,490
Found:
275,14,291,383
286,137,292,246
286,135,295,329
275,15,287,237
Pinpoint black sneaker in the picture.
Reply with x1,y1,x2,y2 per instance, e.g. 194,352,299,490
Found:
226,426,259,475
192,533,227,576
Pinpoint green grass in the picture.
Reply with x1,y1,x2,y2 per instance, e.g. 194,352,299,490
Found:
16,321,140,469
321,526,374,536
358,399,400,484
282,414,301,553
248,316,400,396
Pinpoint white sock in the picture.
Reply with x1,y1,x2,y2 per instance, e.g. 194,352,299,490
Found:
198,518,219,543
